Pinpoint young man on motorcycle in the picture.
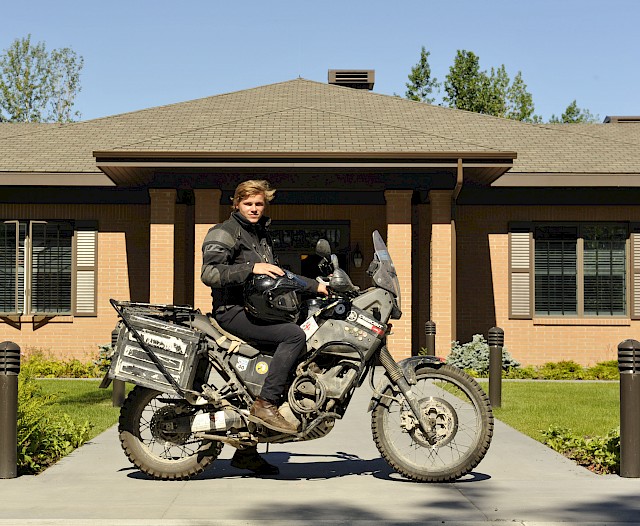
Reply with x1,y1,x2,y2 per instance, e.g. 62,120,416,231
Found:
201,179,327,474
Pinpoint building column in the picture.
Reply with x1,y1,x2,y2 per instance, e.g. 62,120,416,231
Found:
149,189,176,304
193,189,222,313
385,190,413,360
429,190,456,356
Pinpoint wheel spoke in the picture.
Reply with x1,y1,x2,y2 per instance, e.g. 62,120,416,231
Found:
372,366,493,481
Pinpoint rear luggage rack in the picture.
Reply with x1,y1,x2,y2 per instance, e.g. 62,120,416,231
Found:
109,299,203,397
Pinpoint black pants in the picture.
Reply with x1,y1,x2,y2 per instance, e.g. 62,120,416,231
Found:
216,306,306,403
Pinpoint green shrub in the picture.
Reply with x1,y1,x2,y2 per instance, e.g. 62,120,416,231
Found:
504,360,619,381
438,339,619,381
445,334,520,375
537,360,585,380
503,365,538,379
542,425,620,475
95,344,114,376
583,360,619,380
21,348,103,378
17,373,92,475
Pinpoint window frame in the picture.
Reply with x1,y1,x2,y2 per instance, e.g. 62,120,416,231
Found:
510,221,632,320
0,219,97,318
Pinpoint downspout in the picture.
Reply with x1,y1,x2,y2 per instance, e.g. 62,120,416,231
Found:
451,158,464,219
453,158,464,203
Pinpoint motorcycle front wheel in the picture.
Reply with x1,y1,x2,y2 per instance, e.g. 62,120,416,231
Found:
119,385,223,480
371,364,493,482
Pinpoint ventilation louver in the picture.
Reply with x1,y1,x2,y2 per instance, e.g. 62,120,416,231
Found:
328,69,375,90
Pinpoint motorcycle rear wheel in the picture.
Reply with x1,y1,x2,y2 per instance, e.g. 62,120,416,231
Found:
371,364,493,482
119,385,223,480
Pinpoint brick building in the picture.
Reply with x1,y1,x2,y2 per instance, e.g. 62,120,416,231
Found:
1,74,639,365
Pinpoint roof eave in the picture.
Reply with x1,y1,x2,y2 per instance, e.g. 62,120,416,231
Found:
93,150,516,187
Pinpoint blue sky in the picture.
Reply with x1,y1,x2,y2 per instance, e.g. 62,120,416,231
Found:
2,0,638,122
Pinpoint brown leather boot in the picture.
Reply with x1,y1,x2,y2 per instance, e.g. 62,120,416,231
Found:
250,398,298,434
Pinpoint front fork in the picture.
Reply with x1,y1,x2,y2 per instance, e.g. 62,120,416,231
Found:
377,346,437,442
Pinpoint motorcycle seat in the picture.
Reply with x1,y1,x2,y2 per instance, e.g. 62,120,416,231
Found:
190,313,275,358
190,313,246,352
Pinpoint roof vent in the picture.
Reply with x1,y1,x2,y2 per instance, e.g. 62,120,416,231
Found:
328,69,375,90
604,116,640,123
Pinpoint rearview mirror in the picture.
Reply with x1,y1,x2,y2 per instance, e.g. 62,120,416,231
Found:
315,239,331,259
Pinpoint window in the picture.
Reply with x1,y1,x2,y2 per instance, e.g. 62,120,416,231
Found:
534,226,578,315
0,220,97,316
510,222,632,318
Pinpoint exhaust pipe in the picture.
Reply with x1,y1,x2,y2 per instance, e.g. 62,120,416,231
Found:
191,409,243,432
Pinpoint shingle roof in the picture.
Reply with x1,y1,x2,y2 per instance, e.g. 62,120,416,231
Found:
0,123,61,139
1,78,639,178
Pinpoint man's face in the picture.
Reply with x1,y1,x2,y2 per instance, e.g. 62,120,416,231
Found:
237,193,266,223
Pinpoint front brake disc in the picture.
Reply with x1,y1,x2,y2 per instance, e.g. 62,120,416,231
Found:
401,397,459,447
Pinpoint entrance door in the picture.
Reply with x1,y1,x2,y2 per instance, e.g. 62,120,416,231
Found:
270,221,350,278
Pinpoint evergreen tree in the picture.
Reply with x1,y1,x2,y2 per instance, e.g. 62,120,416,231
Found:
405,46,440,104
549,100,599,123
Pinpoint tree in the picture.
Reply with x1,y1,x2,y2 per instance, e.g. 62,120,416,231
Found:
506,71,541,123
442,50,540,122
549,100,598,123
481,64,509,117
405,46,440,104
442,50,486,113
0,35,84,123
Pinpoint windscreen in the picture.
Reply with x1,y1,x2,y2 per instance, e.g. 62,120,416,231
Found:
371,230,401,308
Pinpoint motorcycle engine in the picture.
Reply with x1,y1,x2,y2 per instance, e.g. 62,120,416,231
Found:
288,356,359,416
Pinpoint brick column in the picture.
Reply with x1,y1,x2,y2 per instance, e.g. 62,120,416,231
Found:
385,190,413,360
149,189,176,304
193,189,222,313
429,190,456,356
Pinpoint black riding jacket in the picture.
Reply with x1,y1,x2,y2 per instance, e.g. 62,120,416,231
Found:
201,211,318,312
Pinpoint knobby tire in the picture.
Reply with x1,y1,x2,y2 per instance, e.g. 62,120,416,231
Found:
371,364,493,482
119,385,223,480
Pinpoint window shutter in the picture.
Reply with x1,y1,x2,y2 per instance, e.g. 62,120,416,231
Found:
509,224,533,319
631,224,640,320
74,224,97,316
0,221,20,314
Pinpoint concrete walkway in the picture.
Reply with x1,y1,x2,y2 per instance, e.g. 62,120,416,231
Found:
1,383,639,525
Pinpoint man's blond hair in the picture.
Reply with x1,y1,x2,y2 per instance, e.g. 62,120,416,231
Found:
232,179,276,209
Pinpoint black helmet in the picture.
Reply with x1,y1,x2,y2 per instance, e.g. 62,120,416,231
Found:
244,271,304,323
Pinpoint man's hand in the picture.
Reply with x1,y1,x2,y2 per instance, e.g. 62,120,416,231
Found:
252,262,285,278
316,282,329,296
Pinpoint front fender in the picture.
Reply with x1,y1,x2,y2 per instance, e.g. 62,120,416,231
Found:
368,355,442,412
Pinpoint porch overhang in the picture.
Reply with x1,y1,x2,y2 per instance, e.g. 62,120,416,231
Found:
93,150,517,188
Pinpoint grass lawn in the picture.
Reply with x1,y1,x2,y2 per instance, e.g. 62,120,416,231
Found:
36,379,132,440
488,380,620,442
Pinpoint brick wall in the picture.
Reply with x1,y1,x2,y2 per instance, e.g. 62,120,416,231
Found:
193,189,222,313
430,190,455,356
457,204,640,366
149,189,175,305
383,191,413,360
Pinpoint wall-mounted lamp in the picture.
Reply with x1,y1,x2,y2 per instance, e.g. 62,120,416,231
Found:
352,243,363,268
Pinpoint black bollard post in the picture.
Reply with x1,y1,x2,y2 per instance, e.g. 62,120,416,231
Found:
424,321,436,356
0,341,20,479
488,327,504,408
618,339,640,478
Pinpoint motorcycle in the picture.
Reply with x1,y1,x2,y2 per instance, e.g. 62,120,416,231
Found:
102,230,493,482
